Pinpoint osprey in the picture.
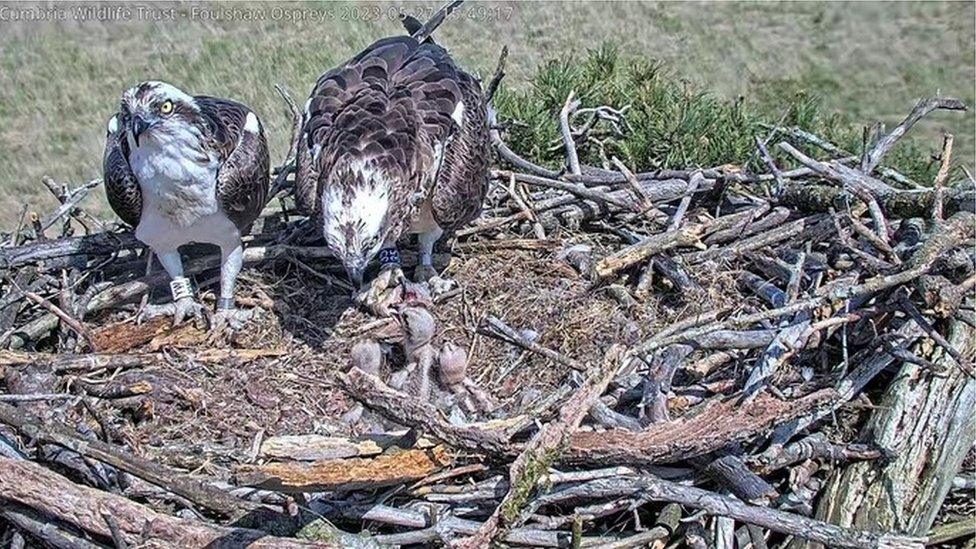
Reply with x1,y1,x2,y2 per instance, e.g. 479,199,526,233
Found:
294,32,489,297
103,81,270,331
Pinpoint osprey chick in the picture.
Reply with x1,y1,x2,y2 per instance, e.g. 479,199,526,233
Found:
295,35,489,295
103,81,269,331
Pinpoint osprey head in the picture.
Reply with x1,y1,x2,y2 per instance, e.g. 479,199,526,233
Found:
119,81,202,148
321,159,396,286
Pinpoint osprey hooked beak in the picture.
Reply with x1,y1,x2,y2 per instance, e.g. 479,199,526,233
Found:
345,259,366,288
129,115,151,147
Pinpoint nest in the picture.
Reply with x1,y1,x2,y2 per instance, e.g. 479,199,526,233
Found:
0,52,974,549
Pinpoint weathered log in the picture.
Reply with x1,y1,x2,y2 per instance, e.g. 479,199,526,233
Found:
0,231,142,270
258,432,434,461
563,388,835,466
705,454,778,504
778,182,975,217
0,458,340,548
233,446,451,492
0,401,256,519
814,317,975,536
592,224,705,283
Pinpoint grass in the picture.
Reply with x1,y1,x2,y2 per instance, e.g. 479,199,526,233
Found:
0,1,972,227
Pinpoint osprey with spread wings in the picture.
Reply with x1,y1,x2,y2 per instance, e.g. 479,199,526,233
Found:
294,28,489,290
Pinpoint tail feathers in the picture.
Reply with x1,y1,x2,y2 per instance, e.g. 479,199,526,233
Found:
400,14,424,36
412,0,464,44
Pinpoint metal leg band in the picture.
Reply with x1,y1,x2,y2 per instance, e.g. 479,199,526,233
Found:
169,277,194,301
378,247,402,266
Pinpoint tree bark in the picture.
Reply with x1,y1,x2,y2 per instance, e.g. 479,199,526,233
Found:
0,458,338,548
814,318,976,536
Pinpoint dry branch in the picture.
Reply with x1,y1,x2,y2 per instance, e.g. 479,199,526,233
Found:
234,446,451,492
0,401,257,519
0,458,337,548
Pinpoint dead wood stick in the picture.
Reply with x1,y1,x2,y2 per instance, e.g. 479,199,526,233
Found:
488,108,562,179
233,446,451,492
590,400,643,431
412,0,464,43
780,140,895,198
755,135,786,193
703,206,787,246
259,432,435,461
0,230,142,270
372,515,615,547
756,433,881,474
741,319,810,400
38,178,103,233
0,458,339,548
461,346,625,547
0,401,257,519
688,215,812,265
592,224,705,283
704,455,778,504
100,509,129,549
548,475,920,549
563,388,836,466
0,393,83,402
504,172,547,239
847,213,900,264
560,91,583,175
640,344,693,424
932,132,954,221
739,271,787,308
1,506,102,549
484,45,508,104
862,97,966,174
668,170,704,230
768,124,921,187
899,294,975,377
502,170,637,211
480,315,586,371
611,156,660,218
20,287,94,349
927,517,976,546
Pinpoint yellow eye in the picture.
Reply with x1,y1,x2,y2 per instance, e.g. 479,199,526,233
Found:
159,100,173,115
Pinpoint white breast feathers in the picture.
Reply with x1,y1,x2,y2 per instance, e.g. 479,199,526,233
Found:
129,125,228,251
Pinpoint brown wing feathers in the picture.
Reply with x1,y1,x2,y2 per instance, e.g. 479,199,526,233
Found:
102,123,143,228
197,97,271,230
297,34,488,232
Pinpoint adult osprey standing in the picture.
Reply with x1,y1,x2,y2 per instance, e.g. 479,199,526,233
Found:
103,81,270,332
294,4,489,302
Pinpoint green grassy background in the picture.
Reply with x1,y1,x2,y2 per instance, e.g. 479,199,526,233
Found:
0,1,972,227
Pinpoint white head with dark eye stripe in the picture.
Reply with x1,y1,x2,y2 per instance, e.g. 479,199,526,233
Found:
119,81,205,148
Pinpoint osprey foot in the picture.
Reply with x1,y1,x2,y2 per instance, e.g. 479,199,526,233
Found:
208,307,258,342
427,275,457,298
356,267,406,317
137,297,206,327
414,265,456,298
